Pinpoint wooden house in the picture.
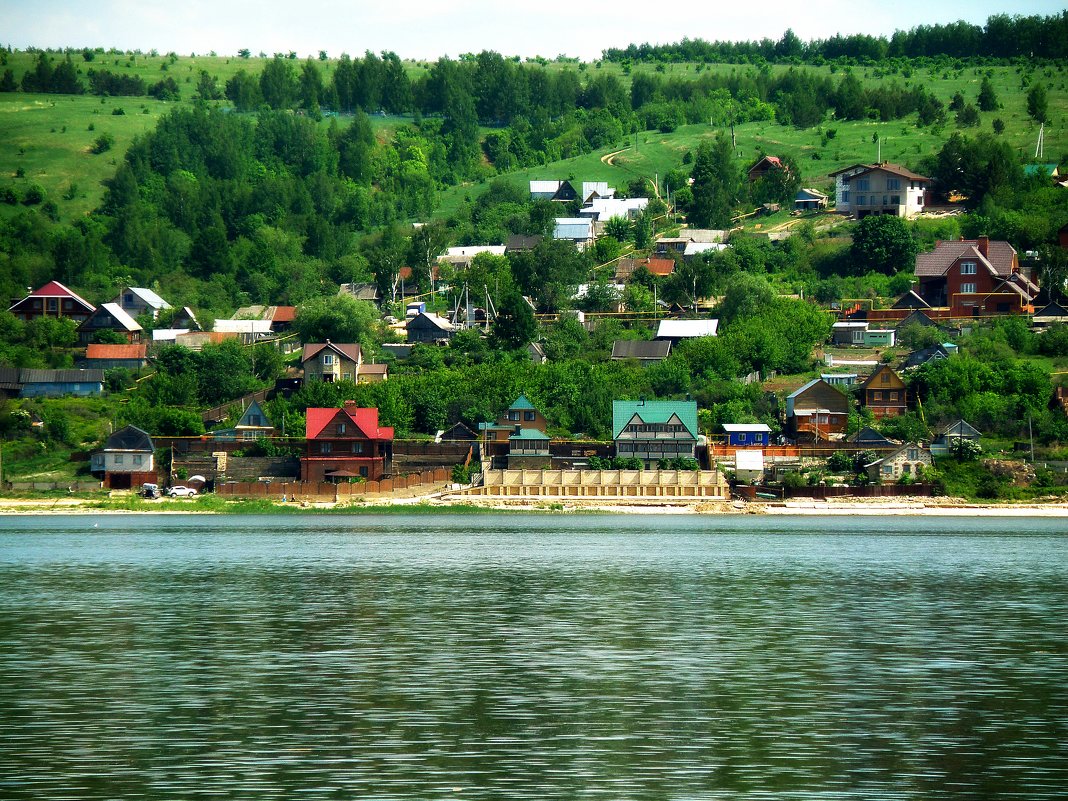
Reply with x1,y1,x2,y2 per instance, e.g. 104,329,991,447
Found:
860,365,908,419
747,155,785,183
80,343,149,371
112,286,171,320
78,303,143,345
407,312,456,344
612,399,698,468
211,399,275,442
722,423,770,448
19,369,104,398
611,340,672,366
478,395,550,468
529,180,578,202
302,403,394,482
785,379,849,441
9,281,95,324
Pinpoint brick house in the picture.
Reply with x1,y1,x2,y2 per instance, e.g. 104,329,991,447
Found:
865,443,932,483
302,403,394,482
914,237,1038,315
860,365,908,419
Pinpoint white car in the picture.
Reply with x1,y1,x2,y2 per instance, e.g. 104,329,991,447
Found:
167,486,197,498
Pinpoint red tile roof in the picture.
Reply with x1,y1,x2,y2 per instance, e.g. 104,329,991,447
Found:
305,406,394,441
85,344,148,360
643,258,676,277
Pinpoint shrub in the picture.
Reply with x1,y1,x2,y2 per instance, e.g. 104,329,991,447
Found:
90,133,114,154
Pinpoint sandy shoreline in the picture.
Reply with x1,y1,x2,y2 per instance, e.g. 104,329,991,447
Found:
2,494,1068,517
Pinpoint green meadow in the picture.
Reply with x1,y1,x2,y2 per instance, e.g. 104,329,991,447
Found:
1,50,1065,223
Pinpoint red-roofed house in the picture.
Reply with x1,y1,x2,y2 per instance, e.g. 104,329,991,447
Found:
747,155,785,183
302,402,394,482
8,281,95,323
614,257,677,282
81,343,150,371
914,237,1037,315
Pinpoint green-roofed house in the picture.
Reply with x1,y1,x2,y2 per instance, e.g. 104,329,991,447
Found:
508,427,552,469
1023,164,1060,182
478,394,550,467
613,399,699,468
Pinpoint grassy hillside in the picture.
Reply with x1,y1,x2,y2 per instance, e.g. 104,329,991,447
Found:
1,50,1065,224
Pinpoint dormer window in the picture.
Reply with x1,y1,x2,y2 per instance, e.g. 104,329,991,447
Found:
961,262,977,275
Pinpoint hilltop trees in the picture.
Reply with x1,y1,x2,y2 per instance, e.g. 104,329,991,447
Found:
689,132,740,228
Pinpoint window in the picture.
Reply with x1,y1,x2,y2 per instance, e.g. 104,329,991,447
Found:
321,442,332,454
882,464,893,475
883,195,889,206
842,191,850,204
961,262,977,275
890,392,898,401
507,411,519,421
890,195,900,206
337,423,346,434
359,467,369,478
856,195,866,206
115,454,124,465
902,463,911,474
886,178,901,190
907,449,919,461
322,354,334,365
855,179,870,191
247,415,261,427
881,372,890,383
352,442,363,454
737,433,746,444
133,455,142,466
961,283,977,294
46,299,57,312
524,411,536,422
124,294,134,305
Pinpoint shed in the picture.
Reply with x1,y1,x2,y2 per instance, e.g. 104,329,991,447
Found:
722,423,771,448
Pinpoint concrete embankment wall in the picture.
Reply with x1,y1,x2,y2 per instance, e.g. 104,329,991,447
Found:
468,469,729,499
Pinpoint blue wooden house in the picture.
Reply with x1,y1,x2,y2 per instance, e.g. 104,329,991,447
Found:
722,423,771,447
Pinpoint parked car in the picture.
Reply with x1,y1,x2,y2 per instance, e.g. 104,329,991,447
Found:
166,486,197,498
141,483,160,499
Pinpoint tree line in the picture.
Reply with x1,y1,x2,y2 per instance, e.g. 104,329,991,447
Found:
602,12,1068,64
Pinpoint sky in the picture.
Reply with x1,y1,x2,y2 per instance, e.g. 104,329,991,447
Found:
4,1,1066,62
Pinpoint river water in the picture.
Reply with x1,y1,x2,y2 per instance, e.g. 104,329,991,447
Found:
0,513,1065,800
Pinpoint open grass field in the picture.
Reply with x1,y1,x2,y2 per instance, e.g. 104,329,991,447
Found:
1,50,1066,223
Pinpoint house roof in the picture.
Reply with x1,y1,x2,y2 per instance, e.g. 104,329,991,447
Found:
611,340,672,361
892,290,931,310
914,239,1016,278
828,163,874,178
865,442,928,469
848,162,930,183
302,342,362,364
305,406,394,441
214,319,272,334
505,234,543,251
104,424,154,452
722,423,771,433
1034,301,1068,319
19,369,104,384
937,419,981,439
581,181,613,201
795,188,828,201
85,343,148,360
339,282,380,301
509,394,536,411
271,306,296,323
860,364,903,390
11,281,95,312
656,319,718,339
902,345,950,370
786,378,828,400
612,400,698,440
88,302,142,332
849,426,896,447
530,180,564,194
408,312,455,333
582,197,648,220
237,399,272,428
442,245,507,261
0,367,22,390
358,363,388,377
509,428,550,441
122,287,170,310
749,155,783,172
441,421,478,440
553,218,594,240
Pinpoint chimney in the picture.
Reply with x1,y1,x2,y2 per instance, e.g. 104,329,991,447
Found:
343,399,357,408
977,236,989,257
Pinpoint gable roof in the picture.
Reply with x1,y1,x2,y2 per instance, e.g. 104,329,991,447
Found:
865,442,929,469
301,342,362,364
860,364,904,390
237,399,272,428
408,312,455,333
611,340,672,361
828,163,873,178
20,368,104,384
104,424,154,452
915,239,1016,278
849,426,896,447
11,281,95,313
892,290,931,310
612,399,698,440
553,218,594,240
937,419,981,440
509,427,550,441
722,423,771,433
85,302,142,332
509,394,536,411
339,282,380,301
85,343,148,360
1034,301,1068,319
848,162,930,183
656,319,718,339
795,188,828,201
305,406,394,441
749,155,783,173
121,287,171,310
902,344,951,370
